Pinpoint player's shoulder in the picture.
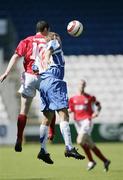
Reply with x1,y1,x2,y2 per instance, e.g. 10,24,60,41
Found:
69,95,79,100
85,93,95,99
19,35,35,47
24,35,34,41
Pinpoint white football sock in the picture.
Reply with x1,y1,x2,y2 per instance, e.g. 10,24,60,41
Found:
60,121,73,150
39,124,48,153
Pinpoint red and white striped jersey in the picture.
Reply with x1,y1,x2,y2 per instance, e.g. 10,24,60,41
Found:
15,33,46,74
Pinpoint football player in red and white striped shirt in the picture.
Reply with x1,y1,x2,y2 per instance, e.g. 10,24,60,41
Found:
0,21,56,155
69,79,111,171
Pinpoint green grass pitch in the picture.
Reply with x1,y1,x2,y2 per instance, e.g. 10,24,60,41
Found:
0,143,123,180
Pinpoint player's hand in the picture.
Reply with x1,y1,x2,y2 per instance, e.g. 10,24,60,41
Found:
33,70,39,75
92,112,99,119
0,73,8,82
32,64,39,75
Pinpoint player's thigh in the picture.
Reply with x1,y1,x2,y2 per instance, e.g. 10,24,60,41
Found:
79,119,92,135
77,132,94,146
48,79,68,110
42,110,55,125
40,78,68,111
20,95,33,115
39,78,52,111
77,119,92,144
18,72,37,98
86,134,95,148
57,108,69,122
74,121,81,135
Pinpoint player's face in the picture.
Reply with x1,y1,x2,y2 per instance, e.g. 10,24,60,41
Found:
43,27,50,36
78,80,86,92
46,32,61,44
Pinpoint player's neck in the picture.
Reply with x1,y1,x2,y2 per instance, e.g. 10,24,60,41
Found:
78,90,85,95
36,32,47,36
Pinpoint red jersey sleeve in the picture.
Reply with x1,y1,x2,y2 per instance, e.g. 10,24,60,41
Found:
91,96,96,102
15,39,27,57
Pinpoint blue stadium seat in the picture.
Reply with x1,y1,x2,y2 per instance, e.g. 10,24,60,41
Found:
0,0,123,55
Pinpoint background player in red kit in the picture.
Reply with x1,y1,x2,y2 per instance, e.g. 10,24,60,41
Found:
0,20,56,153
69,79,111,171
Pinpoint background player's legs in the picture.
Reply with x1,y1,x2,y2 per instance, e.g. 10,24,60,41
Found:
80,133,110,171
86,135,109,163
77,133,96,170
81,143,94,162
91,145,108,162
81,143,97,171
91,144,111,171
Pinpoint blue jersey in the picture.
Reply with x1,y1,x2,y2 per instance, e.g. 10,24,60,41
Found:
41,39,65,80
39,39,68,111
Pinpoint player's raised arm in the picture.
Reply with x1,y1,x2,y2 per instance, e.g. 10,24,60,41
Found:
0,53,19,82
45,49,52,65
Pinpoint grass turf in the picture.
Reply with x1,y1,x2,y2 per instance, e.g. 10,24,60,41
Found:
0,143,123,180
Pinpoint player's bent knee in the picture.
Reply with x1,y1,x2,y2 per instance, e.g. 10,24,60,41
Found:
86,136,95,148
80,134,89,145
88,141,95,149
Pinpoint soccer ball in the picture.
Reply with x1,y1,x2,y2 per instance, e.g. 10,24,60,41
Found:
67,20,83,37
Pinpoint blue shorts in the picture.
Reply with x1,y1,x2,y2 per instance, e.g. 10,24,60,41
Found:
39,77,68,111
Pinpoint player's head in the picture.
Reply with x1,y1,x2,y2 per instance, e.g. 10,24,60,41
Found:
46,32,62,45
78,79,86,93
36,20,50,35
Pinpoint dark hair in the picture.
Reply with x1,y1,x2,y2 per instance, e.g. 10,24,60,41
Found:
36,20,50,32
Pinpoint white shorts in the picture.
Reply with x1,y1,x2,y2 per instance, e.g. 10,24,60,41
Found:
18,72,40,98
74,119,93,135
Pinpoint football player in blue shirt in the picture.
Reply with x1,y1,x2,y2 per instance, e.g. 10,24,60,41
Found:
33,32,85,164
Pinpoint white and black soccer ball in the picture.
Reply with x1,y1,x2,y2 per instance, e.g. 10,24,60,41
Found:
67,20,83,37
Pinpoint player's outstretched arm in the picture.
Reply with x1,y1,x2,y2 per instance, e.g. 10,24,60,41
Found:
0,53,19,83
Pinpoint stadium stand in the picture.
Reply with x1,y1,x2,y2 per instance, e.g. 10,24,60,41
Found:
0,0,123,55
0,95,9,122
64,55,123,123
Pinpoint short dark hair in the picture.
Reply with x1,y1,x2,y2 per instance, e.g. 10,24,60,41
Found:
36,20,50,33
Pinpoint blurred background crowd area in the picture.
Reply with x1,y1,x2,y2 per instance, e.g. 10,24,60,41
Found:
0,0,123,144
